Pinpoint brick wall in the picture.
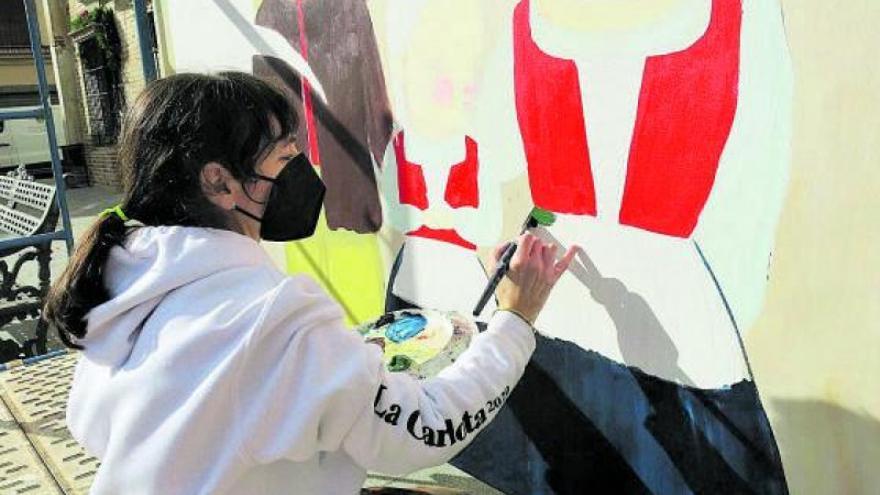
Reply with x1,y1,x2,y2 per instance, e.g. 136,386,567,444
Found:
68,0,148,189
84,144,121,188
112,3,147,107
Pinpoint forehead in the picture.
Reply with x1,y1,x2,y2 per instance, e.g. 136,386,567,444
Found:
256,134,297,159
270,136,298,155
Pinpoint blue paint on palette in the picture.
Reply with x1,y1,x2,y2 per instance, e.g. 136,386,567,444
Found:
386,314,427,343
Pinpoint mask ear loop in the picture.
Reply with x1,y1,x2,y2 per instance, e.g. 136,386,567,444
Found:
241,174,275,205
232,203,263,222
245,151,303,204
244,151,300,205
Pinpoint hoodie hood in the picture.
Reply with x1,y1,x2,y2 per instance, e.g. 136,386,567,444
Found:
82,226,271,367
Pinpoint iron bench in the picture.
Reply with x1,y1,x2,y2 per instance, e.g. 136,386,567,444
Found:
0,167,59,359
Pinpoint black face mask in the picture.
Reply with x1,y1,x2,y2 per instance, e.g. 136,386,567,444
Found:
234,153,326,241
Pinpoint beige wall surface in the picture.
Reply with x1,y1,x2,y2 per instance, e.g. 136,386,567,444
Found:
747,1,880,494
0,0,54,88
0,61,55,87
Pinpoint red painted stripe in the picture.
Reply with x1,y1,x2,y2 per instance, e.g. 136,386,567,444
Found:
619,0,741,237
513,0,741,237
393,132,429,210
407,226,477,251
444,136,480,208
514,0,596,216
295,0,321,165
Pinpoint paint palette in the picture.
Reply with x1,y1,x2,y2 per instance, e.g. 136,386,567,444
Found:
356,309,476,379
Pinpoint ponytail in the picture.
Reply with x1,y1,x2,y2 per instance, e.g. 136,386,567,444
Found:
43,213,130,349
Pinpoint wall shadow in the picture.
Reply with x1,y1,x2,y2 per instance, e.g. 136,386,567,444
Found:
533,226,692,384
769,399,880,495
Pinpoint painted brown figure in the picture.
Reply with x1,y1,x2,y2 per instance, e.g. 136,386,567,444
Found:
254,0,393,233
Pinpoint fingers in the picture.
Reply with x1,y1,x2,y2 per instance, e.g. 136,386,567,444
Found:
553,245,579,282
491,241,509,263
501,234,577,288
529,234,543,260
542,243,558,275
487,241,510,274
510,233,535,271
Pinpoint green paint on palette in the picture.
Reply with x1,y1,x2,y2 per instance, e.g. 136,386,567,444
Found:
388,354,413,372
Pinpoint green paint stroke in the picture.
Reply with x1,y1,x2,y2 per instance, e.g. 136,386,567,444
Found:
531,207,556,226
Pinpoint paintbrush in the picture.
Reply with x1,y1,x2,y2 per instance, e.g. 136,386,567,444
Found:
472,207,557,318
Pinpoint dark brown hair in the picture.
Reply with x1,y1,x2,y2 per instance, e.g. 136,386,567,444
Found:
44,72,297,349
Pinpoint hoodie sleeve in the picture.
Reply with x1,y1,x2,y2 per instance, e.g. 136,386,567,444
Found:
234,276,535,475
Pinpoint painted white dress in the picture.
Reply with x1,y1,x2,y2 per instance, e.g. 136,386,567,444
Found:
376,0,792,492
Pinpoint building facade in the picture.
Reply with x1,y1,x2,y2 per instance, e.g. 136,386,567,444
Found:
64,0,159,188
0,0,159,188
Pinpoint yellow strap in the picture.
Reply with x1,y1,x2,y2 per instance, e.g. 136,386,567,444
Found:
99,204,129,222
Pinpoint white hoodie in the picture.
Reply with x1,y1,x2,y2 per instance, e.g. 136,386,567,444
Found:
66,226,535,494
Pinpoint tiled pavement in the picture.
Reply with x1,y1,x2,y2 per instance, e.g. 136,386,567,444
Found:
0,186,502,494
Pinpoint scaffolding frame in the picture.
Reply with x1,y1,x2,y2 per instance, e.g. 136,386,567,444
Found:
0,0,75,255
0,0,158,256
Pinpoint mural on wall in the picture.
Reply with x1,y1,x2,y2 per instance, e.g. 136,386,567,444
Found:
160,0,793,492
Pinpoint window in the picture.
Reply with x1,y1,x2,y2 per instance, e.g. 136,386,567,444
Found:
146,5,161,78
0,0,29,50
74,9,124,145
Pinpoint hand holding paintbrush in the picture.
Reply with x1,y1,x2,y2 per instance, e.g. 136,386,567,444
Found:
473,208,579,327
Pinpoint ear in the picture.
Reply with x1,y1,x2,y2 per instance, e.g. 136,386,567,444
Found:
200,162,237,210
